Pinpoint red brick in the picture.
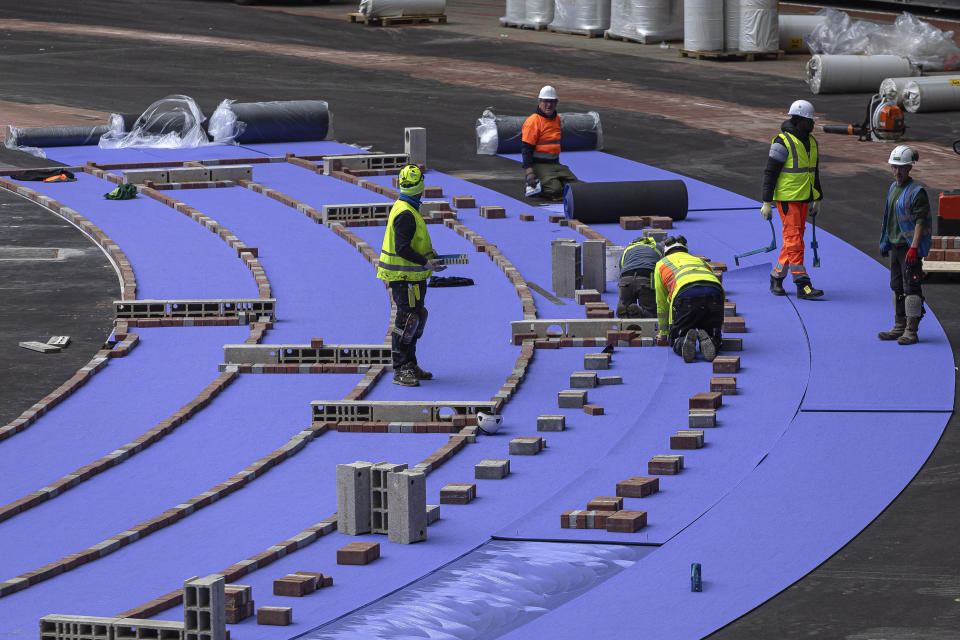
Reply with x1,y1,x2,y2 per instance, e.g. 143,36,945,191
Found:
648,455,683,475
606,510,647,533
944,249,960,262
689,392,722,410
337,542,380,565
452,196,476,208
274,574,316,596
440,482,476,504
583,404,604,416
616,476,659,498
587,496,623,511
712,355,740,374
927,249,945,261
257,606,292,625
710,376,737,395
649,216,673,229
723,317,746,333
619,216,645,230
519,213,535,222
423,186,443,198
548,214,565,223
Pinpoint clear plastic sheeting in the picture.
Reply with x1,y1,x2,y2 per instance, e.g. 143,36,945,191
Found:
476,109,603,155
606,0,682,44
359,0,445,18
549,0,611,36
99,95,209,150
903,77,960,113
806,8,960,72
684,0,723,51
807,54,917,95
207,99,247,144
301,540,646,640
526,0,555,26
739,0,777,53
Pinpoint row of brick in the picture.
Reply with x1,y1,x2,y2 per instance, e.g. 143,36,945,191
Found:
566,219,615,246
0,175,137,300
144,180,237,191
343,366,386,401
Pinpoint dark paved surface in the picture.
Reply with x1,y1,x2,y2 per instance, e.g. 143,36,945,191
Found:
0,1,958,637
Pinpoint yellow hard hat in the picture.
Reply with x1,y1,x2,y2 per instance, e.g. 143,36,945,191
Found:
399,164,424,195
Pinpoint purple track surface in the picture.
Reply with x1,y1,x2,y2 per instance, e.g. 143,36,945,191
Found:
0,141,948,639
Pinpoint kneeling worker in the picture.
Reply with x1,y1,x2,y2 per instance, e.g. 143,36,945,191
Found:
521,85,579,199
654,236,725,363
377,164,446,386
617,236,662,318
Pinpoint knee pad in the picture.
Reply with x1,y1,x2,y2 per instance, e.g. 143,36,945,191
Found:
413,308,428,339
904,295,924,318
394,309,420,344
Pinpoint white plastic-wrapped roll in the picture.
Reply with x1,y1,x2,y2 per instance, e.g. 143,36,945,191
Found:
526,0,554,26
549,0,610,33
903,77,960,113
684,0,723,51
879,76,949,106
502,0,525,23
359,0,445,17
724,0,740,52
779,13,824,54
739,0,777,52
807,54,917,95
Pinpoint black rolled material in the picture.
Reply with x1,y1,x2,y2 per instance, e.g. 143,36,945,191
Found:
563,180,689,222
10,125,109,148
491,112,601,154
228,100,330,143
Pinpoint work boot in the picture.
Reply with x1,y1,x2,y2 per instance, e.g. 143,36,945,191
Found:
393,366,419,387
897,317,920,345
411,364,433,380
878,295,907,340
697,329,718,362
796,280,824,300
769,276,786,296
681,328,697,363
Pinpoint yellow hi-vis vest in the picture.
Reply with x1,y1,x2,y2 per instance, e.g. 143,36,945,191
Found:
653,252,723,335
377,198,436,282
772,131,820,202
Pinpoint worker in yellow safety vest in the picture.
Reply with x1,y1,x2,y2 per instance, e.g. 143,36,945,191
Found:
760,99,825,300
377,164,446,387
654,236,725,363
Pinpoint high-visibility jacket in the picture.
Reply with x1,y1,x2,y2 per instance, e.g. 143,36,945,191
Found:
521,113,562,163
879,179,931,257
377,199,435,282
620,240,662,274
772,131,820,202
653,252,723,335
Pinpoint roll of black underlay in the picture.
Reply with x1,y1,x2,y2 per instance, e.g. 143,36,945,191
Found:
563,180,689,222
9,125,109,148
492,112,602,154
227,100,330,143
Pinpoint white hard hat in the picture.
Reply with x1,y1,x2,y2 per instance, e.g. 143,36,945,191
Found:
787,99,817,120
538,85,558,101
476,412,503,434
889,144,918,166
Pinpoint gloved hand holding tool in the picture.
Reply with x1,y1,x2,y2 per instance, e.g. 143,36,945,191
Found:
760,202,773,220
524,171,542,198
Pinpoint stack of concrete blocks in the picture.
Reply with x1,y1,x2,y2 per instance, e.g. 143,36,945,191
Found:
371,462,407,534
551,239,582,299
404,127,426,167
336,461,373,535
581,239,606,292
39,616,184,640
336,461,427,544
386,469,427,544
183,574,226,640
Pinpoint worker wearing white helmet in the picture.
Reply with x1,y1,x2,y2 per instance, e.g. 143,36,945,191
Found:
878,144,930,345
521,85,579,199
760,99,825,300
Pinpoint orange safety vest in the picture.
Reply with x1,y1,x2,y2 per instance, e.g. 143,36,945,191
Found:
521,113,561,162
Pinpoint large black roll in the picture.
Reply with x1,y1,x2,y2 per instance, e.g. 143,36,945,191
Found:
214,100,330,143
563,180,689,222
476,111,603,154
9,125,109,148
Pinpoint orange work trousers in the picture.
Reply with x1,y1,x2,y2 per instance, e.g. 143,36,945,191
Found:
772,201,810,281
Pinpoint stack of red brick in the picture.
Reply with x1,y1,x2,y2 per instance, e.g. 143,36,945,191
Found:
926,237,960,262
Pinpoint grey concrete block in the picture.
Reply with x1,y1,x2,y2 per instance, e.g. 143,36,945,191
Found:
537,414,566,431
569,371,598,388
387,470,427,544
184,574,226,640
426,504,440,525
210,164,253,181
122,168,168,184
558,389,587,408
598,375,623,385
475,458,510,479
336,461,372,535
584,353,610,370
167,166,211,182
582,239,606,292
574,289,602,304
551,239,581,299
642,228,667,242
405,127,427,167
689,410,717,427
509,437,545,455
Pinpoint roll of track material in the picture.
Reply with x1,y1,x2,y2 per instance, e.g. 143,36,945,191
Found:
880,76,951,107
684,0,723,51
902,77,960,113
779,14,824,54
739,0,778,52
209,100,330,144
7,124,109,148
724,0,741,52
476,111,603,154
563,180,689,222
359,0,445,18
807,54,916,94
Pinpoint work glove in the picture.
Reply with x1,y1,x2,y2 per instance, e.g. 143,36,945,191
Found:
906,247,918,265
525,172,538,188
656,334,669,347
809,200,821,216
760,202,773,220
427,258,448,272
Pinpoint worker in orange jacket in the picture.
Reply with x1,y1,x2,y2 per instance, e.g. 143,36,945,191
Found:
521,85,579,199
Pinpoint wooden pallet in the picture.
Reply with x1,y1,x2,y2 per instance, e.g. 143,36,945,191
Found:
499,20,548,31
347,12,447,26
679,48,785,62
922,259,960,273
547,25,604,38
603,32,654,44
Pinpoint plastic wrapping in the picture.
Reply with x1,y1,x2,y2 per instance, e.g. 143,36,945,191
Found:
739,0,777,53
807,54,917,95
683,0,723,51
359,0,445,18
475,109,603,155
501,0,525,23
903,77,960,113
807,8,960,72
724,0,740,52
549,0,611,35
99,95,209,149
779,14,825,54
526,0,555,26
209,99,330,144
563,180,689,223
606,0,682,44
879,75,953,107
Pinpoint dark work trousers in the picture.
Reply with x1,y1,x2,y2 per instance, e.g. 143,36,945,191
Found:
889,245,923,297
617,271,656,318
531,162,579,200
668,293,725,354
390,280,428,370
